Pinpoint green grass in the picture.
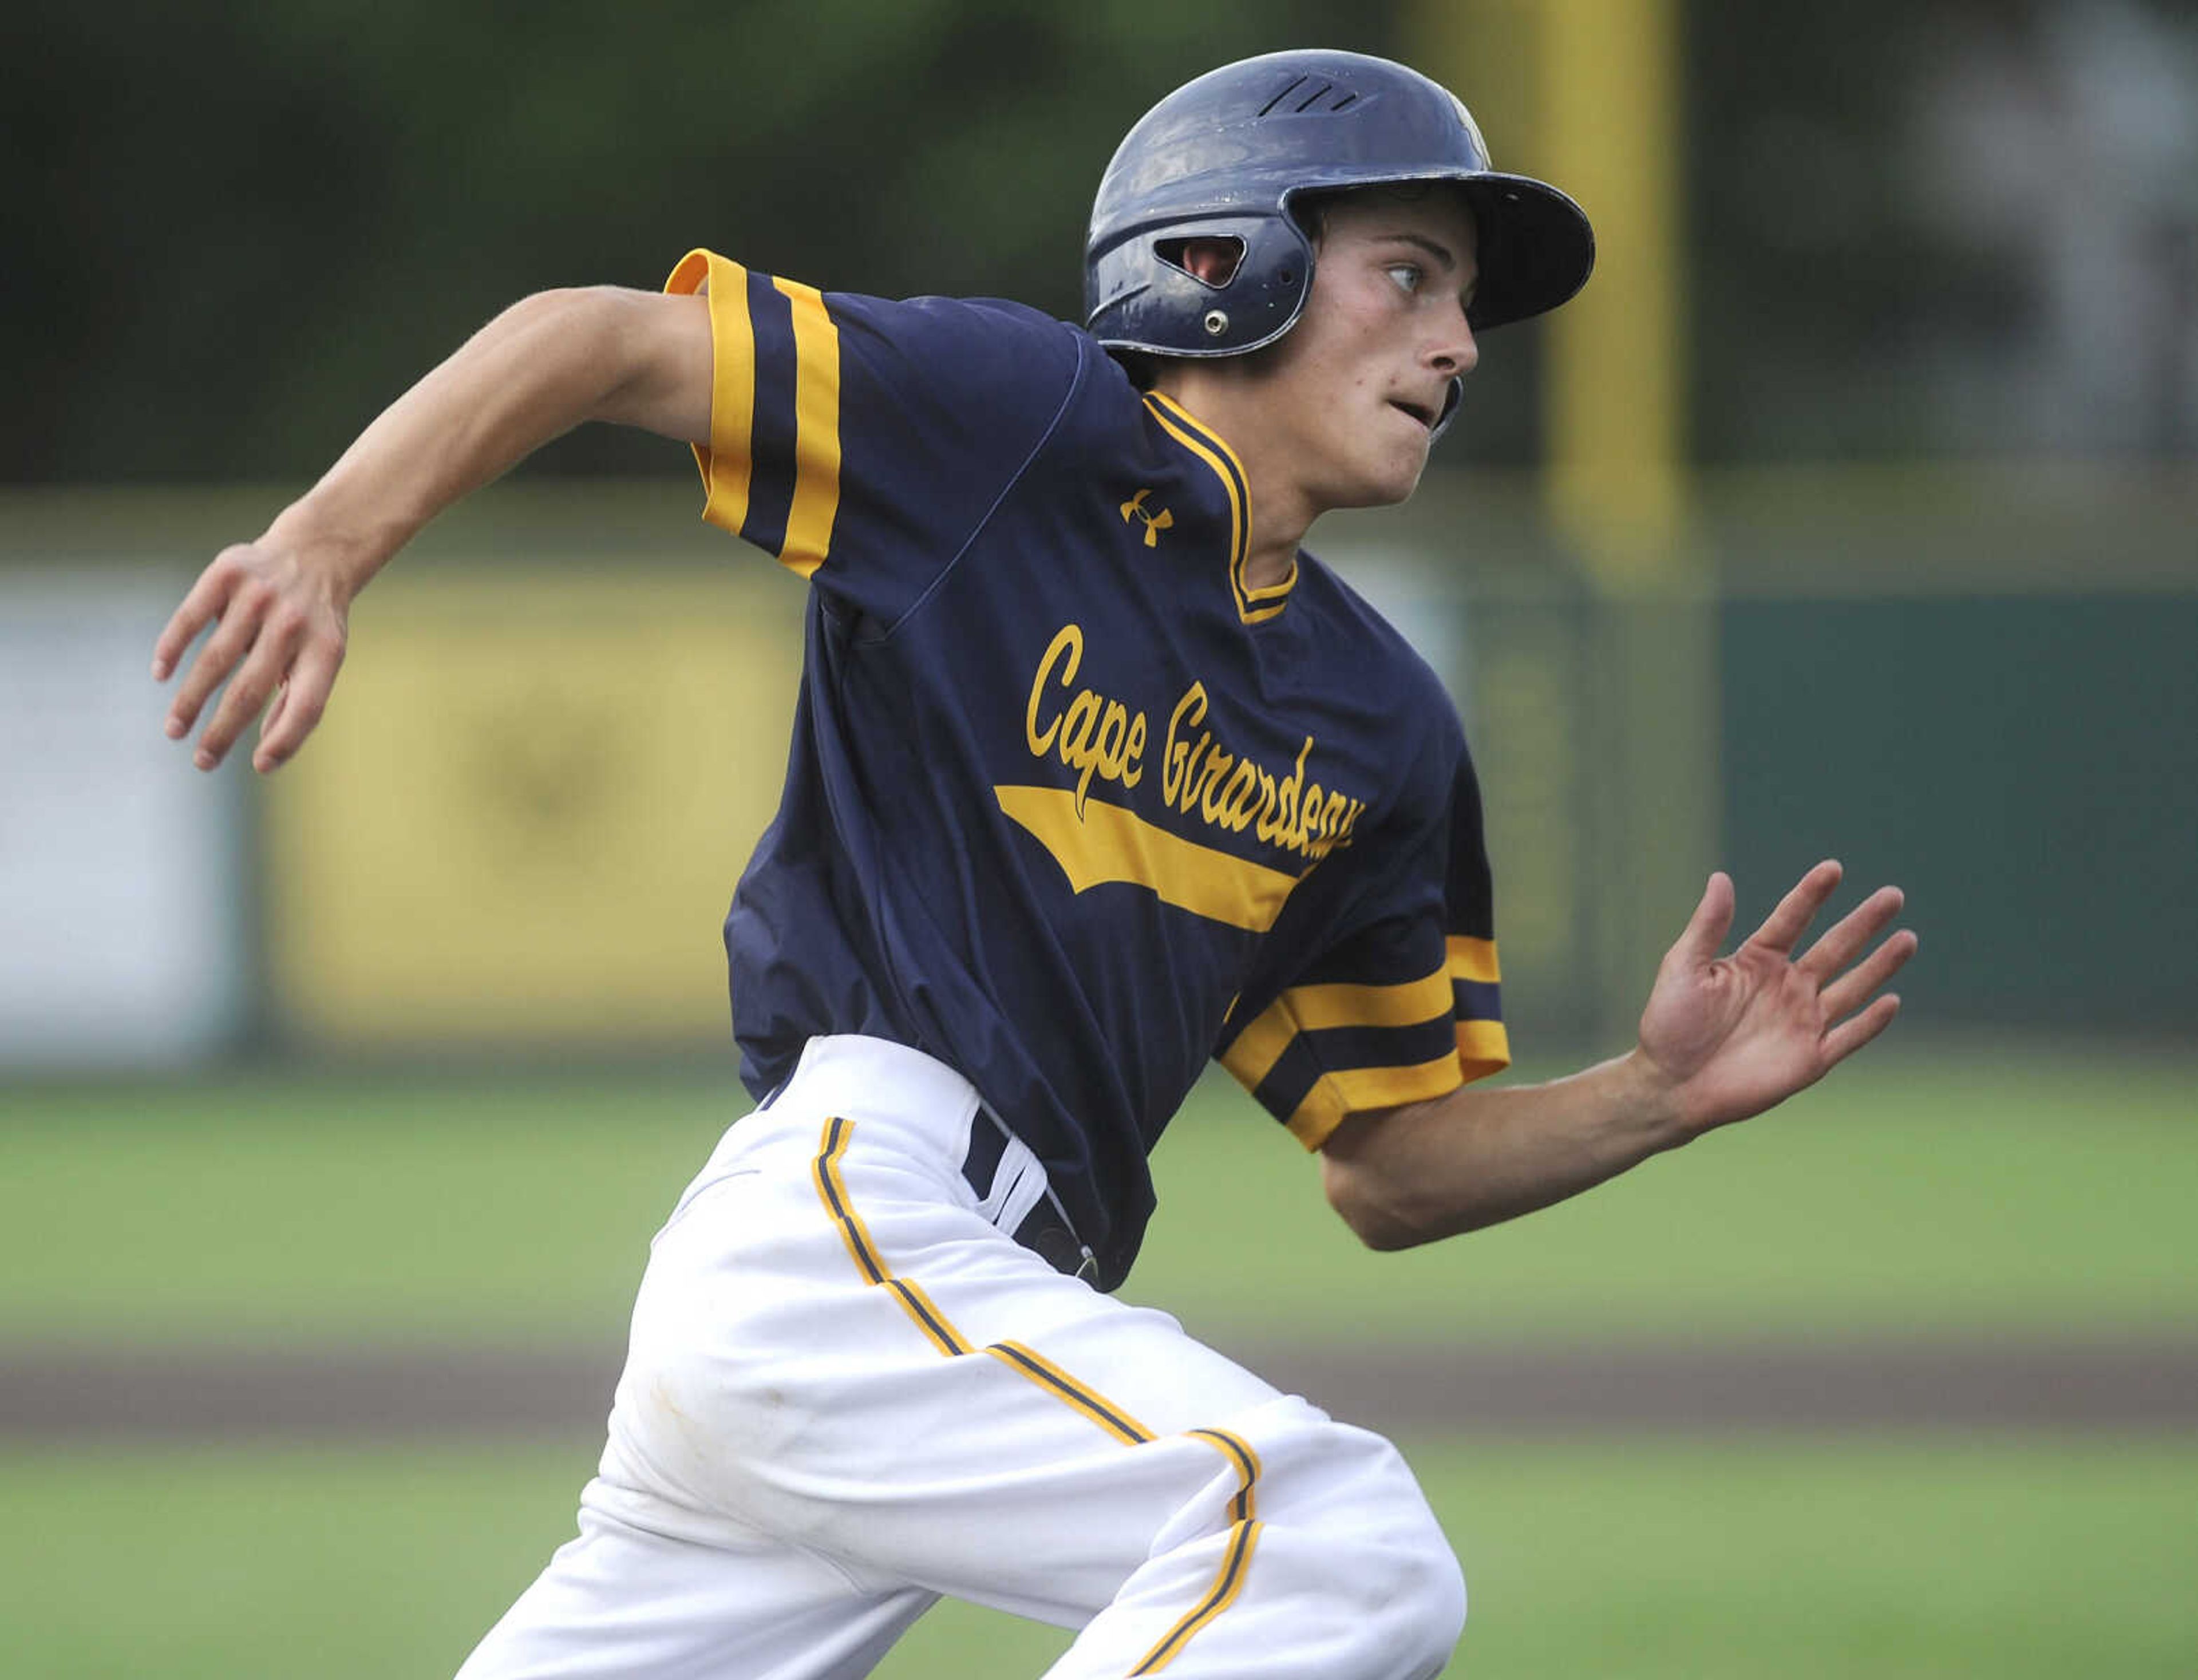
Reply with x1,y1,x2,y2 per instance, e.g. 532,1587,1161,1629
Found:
0,1444,599,1680
1,1436,2191,1678
2,1043,2193,1346
1425,1435,2198,1678
0,1070,728,1346
1143,1042,2198,1343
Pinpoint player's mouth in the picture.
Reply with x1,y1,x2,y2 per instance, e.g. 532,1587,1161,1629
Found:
1388,397,1437,430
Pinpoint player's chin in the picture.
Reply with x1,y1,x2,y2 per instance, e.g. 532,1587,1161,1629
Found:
1310,425,1432,510
1338,450,1430,511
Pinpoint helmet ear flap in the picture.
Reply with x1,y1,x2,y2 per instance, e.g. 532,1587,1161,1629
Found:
1088,212,1317,356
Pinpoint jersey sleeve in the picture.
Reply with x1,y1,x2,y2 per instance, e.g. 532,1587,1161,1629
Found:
1215,724,1510,1151
664,248,1084,626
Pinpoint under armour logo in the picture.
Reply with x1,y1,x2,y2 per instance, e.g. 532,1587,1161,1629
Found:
1119,488,1174,547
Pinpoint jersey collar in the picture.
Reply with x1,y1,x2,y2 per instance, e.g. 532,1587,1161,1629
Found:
1141,393,1296,625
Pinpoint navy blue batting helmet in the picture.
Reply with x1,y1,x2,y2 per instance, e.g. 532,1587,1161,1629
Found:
1085,50,1595,359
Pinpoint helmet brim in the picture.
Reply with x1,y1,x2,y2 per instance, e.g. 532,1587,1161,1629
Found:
1456,173,1597,331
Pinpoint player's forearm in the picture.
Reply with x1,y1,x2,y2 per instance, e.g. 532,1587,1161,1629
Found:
263,286,706,597
1321,1052,1692,1250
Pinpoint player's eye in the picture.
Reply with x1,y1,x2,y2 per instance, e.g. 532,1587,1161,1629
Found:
1386,263,1422,295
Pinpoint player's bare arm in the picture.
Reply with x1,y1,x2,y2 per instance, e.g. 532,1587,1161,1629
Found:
153,286,710,773
1321,859,1918,1250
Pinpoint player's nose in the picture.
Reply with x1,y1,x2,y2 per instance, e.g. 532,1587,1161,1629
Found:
1430,299,1478,378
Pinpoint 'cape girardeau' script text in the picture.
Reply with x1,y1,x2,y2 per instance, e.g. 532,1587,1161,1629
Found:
1021,623,1365,863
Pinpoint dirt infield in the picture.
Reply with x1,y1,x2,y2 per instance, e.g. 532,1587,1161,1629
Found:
5,1335,2195,1441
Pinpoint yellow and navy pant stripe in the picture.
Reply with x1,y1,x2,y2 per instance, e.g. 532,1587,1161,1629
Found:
812,1116,1262,1671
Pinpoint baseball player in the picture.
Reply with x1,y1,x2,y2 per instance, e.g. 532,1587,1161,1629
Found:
153,50,1912,1680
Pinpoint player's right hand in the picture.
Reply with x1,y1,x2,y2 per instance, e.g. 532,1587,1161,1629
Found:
1631,861,1914,1138
153,537,351,774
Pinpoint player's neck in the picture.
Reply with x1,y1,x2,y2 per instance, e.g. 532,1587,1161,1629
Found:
1208,433,1321,595
1147,377,1317,594
1239,496,1313,594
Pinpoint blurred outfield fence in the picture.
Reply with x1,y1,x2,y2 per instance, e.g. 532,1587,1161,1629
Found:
3,469,2192,1072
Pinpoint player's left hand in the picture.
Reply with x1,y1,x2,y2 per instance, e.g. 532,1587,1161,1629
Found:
1634,861,1915,1137
153,534,353,773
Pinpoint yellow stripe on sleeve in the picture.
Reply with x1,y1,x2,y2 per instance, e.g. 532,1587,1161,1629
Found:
664,250,757,539
1456,1017,1512,1079
1285,1053,1467,1150
1279,964,1452,1032
772,277,843,579
1227,960,1492,1145
1217,998,1296,1093
1446,935,1501,984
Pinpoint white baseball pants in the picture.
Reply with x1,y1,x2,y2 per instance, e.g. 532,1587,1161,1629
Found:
456,1035,1464,1679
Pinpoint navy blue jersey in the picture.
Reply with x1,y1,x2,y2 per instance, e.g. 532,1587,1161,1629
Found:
667,250,1509,1286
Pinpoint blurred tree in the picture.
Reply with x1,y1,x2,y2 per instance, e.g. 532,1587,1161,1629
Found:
15,1,2187,481
1689,0,2198,460
2,0,1398,481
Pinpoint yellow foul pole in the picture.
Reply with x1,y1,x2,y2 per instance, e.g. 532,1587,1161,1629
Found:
1405,0,1688,555
1538,0,1689,566
1410,0,1713,1039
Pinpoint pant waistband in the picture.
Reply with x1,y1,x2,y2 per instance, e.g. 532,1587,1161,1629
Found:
774,1036,1098,1285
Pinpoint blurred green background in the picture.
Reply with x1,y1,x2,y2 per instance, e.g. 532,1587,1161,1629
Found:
5,0,2195,1675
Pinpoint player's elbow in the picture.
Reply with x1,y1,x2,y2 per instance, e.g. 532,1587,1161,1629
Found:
485,285,616,348
484,287,712,445
1321,1136,1436,1252
584,286,713,442
1335,1201,1427,1253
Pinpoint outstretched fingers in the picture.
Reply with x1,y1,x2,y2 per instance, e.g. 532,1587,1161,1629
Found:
1823,991,1903,1068
1746,859,1844,955
1819,926,1919,1024
1797,884,1906,981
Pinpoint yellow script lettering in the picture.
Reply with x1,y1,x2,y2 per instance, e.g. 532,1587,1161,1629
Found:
1021,641,1363,863
1163,684,1208,807
1025,623,1149,816
1026,624,1082,756
1219,760,1262,832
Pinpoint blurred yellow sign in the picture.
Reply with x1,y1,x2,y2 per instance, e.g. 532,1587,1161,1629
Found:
266,566,804,1045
